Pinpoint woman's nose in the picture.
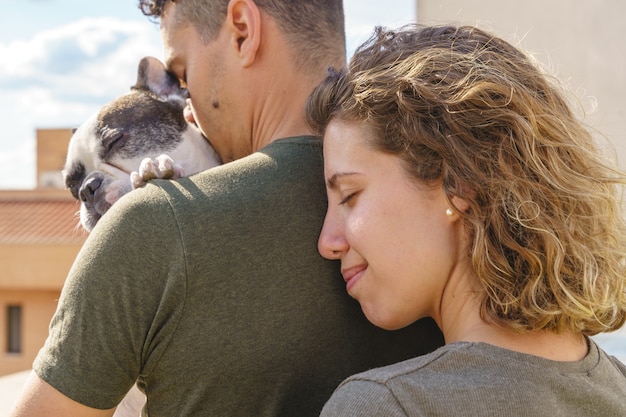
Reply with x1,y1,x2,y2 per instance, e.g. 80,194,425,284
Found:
318,211,348,260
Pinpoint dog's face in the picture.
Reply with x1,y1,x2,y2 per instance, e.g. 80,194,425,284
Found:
63,57,220,232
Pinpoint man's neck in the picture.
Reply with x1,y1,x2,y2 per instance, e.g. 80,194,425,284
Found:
249,71,321,153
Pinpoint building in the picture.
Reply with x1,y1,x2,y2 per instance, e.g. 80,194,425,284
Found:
0,128,87,376
416,0,626,168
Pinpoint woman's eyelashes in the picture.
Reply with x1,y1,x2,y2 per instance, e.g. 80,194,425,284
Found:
339,190,359,206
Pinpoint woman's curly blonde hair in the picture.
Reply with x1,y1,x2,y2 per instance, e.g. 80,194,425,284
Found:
306,24,626,336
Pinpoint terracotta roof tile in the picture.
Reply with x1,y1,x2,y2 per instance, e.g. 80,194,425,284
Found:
0,190,88,245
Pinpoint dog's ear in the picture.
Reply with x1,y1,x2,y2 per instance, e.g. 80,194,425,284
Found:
134,56,186,100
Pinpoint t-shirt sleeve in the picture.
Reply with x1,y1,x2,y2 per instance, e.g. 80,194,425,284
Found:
33,183,188,410
320,378,409,417
609,355,626,376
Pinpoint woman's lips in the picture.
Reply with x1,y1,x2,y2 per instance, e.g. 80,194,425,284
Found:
341,264,367,293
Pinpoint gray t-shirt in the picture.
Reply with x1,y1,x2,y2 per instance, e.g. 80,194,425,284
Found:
321,338,626,416
34,136,443,416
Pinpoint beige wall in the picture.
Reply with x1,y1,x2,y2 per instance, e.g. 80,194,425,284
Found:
0,127,80,375
0,243,78,375
0,290,60,375
416,0,626,167
0,244,79,290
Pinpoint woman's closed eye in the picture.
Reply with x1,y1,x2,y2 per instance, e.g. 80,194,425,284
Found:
339,191,360,206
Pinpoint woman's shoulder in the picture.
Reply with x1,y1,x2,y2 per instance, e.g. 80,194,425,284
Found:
342,342,479,385
321,344,479,417
333,340,606,399
323,341,626,417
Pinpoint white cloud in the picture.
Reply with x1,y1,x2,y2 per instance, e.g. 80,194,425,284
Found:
0,17,162,189
0,140,35,190
344,0,416,55
0,17,161,99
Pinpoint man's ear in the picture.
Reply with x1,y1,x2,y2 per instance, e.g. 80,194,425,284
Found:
226,0,261,68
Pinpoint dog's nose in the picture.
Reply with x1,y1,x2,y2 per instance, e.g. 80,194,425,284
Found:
79,176,103,204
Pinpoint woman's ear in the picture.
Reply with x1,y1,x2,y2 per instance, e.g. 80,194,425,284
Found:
226,0,261,68
445,195,470,222
450,195,470,214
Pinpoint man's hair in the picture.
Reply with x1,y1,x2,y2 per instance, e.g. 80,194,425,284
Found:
306,24,626,336
138,0,346,71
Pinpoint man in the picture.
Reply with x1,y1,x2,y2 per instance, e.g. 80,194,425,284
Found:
10,1,443,416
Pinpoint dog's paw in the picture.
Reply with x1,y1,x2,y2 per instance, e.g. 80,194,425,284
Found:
131,155,186,189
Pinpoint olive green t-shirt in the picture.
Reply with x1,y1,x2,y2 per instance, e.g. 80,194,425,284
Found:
34,136,443,416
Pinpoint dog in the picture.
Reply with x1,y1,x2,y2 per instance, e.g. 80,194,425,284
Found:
63,56,221,232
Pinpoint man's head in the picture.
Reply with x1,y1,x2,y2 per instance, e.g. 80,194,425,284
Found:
138,0,346,162
139,0,345,72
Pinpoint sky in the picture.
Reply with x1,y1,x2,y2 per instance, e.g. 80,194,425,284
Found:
0,0,416,189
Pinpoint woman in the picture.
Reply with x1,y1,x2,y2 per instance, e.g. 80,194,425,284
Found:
306,25,626,416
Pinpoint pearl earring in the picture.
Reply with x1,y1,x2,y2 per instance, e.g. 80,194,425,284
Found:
445,208,454,217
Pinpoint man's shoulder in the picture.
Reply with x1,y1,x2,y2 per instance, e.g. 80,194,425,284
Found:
99,135,325,225
190,135,324,190
257,134,322,158
112,135,325,215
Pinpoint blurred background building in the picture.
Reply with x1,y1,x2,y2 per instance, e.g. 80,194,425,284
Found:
0,129,85,376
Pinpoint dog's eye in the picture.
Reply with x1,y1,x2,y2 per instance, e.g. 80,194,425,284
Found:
68,181,81,200
63,164,85,200
102,128,125,151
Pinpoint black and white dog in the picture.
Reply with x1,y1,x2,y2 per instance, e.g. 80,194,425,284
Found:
63,56,221,231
